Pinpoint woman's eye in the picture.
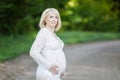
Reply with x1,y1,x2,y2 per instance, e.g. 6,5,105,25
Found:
55,16,58,19
49,16,58,19
50,16,53,18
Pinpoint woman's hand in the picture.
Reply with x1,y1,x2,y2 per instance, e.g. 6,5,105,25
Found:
60,72,66,78
49,65,59,75
60,73,64,77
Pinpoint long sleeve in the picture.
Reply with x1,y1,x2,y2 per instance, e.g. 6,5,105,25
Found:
30,29,50,69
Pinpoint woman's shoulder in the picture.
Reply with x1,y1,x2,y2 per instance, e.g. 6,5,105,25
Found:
36,28,49,37
40,27,47,32
38,27,48,34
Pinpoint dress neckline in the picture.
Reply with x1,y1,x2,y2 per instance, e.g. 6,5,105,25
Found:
44,27,59,40
44,27,63,45
44,27,64,46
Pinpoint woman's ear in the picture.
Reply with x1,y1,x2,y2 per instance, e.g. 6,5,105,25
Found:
44,20,46,25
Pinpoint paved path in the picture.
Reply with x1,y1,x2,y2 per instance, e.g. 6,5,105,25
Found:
0,40,120,80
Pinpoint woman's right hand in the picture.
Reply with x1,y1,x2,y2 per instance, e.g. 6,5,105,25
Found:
49,65,59,75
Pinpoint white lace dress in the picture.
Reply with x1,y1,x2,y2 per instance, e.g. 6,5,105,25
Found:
30,27,66,80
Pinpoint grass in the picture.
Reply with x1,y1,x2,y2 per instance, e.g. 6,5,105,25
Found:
0,34,35,62
0,31,120,62
58,31,120,44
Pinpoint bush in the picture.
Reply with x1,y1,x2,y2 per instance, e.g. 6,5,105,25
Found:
0,0,119,35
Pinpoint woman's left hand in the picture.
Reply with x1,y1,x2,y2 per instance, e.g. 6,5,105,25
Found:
60,72,66,78
49,65,59,75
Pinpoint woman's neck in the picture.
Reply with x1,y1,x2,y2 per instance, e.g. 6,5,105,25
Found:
45,25,55,33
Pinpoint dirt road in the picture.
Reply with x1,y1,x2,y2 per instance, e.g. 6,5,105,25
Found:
0,40,120,80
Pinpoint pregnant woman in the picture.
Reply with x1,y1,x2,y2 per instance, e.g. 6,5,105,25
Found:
30,8,66,80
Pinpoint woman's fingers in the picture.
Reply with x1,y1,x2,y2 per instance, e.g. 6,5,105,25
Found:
49,65,59,75
60,72,67,78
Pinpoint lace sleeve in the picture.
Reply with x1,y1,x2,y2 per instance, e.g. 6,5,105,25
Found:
30,28,50,69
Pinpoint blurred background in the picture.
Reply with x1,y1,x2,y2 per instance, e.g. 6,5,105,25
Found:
0,0,119,61
0,0,120,80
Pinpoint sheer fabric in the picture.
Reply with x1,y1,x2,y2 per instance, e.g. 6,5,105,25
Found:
30,27,66,80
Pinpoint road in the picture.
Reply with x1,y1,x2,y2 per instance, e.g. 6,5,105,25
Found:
64,40,120,80
0,40,120,80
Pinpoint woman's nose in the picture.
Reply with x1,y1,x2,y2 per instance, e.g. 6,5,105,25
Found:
53,17,57,21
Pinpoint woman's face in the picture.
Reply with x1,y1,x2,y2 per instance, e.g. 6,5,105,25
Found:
45,11,58,28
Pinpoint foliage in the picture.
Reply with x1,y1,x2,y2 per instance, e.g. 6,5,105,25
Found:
61,0,120,32
0,0,67,35
0,0,119,35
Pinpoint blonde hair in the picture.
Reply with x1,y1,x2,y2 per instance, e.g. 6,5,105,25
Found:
38,8,61,31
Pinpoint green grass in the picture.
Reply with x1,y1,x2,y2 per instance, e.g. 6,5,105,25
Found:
0,34,35,62
0,31,120,62
58,31,120,44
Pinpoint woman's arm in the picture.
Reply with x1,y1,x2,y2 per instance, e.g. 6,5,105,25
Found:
30,29,50,69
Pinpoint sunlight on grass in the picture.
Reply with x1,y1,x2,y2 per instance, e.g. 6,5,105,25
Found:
58,31,120,44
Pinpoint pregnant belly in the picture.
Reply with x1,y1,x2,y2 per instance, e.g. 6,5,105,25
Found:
42,50,66,70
